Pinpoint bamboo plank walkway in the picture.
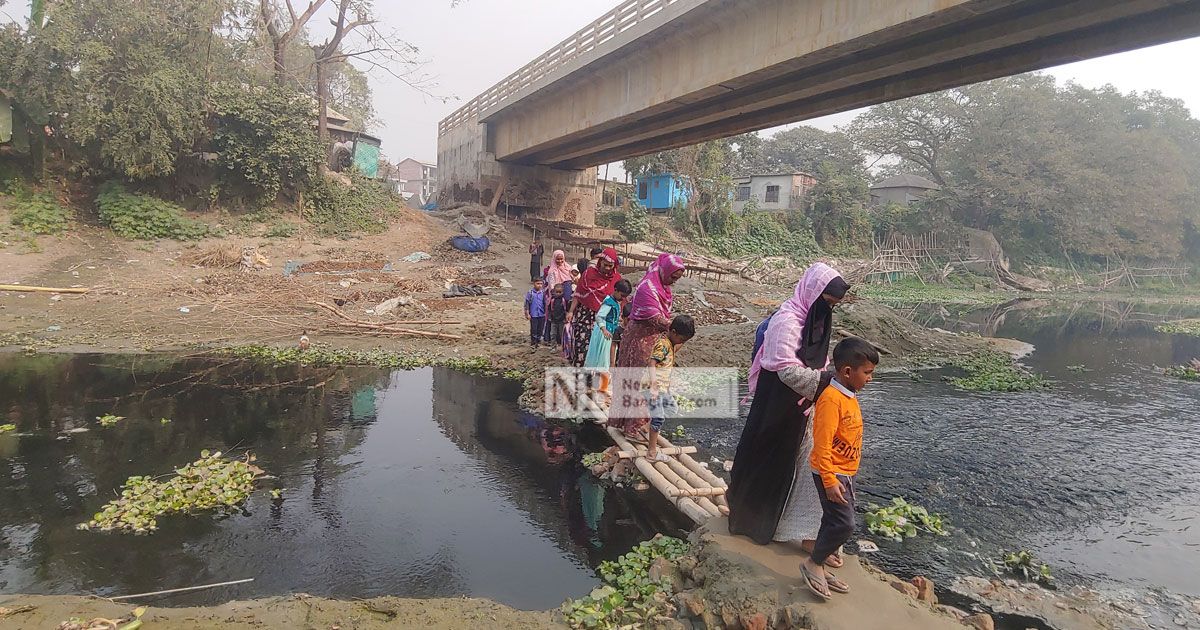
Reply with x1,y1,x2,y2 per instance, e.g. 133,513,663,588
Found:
552,373,728,524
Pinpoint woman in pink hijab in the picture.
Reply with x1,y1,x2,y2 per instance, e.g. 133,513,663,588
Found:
610,253,686,436
727,262,850,548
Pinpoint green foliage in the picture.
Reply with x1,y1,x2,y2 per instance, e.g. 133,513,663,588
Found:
582,452,606,468
865,497,950,542
1165,365,1200,381
1156,319,1200,337
856,282,1011,306
992,550,1054,585
211,84,324,207
598,203,650,242
807,163,873,253
305,173,400,236
1066,365,1092,373
0,423,16,434
219,344,509,375
562,536,689,629
96,414,124,428
700,210,820,260
96,182,209,240
671,425,687,440
945,350,1049,392
78,450,266,534
10,192,70,234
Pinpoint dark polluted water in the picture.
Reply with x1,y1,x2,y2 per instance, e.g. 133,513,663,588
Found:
0,355,686,609
688,300,1200,623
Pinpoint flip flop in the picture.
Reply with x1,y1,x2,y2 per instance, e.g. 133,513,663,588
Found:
799,563,832,601
824,553,844,569
825,573,850,594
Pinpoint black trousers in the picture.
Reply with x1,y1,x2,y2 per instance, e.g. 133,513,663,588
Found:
811,473,855,564
530,316,546,345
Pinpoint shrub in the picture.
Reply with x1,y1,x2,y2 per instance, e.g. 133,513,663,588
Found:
96,182,209,240
210,84,324,208
11,193,71,235
304,172,399,236
701,210,820,260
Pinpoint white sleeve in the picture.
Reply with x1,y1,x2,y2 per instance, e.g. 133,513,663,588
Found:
777,365,821,400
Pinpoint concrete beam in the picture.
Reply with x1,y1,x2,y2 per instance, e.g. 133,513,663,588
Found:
475,0,1200,168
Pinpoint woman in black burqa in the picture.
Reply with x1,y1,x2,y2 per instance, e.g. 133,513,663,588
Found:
727,262,850,545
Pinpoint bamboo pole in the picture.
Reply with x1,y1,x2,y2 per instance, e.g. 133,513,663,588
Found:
616,446,697,458
653,433,729,510
654,458,721,518
106,578,254,601
0,284,90,294
608,428,709,523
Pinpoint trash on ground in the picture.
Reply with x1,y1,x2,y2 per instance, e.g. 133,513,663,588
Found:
400,251,432,263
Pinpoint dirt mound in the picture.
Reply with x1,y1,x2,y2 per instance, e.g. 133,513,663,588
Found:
837,299,989,360
674,293,750,326
296,258,387,273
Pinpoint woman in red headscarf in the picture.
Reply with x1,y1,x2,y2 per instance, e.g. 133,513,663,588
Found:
609,253,686,436
566,247,622,367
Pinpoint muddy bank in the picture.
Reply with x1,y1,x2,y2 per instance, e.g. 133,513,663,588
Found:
0,594,559,629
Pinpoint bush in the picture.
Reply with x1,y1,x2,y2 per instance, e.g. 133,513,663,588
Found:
11,193,71,235
210,84,324,208
700,210,820,260
96,182,209,240
305,172,400,236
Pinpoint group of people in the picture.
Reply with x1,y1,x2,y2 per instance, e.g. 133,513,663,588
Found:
526,238,696,460
531,238,880,600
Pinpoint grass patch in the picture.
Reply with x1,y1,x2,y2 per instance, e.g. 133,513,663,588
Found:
1156,319,1200,337
856,282,1014,306
305,173,401,237
97,182,210,240
562,536,689,629
10,192,72,235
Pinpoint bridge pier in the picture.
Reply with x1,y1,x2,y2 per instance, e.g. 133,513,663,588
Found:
437,117,597,225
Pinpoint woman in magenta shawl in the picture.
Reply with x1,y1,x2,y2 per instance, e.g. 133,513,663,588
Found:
728,262,850,546
610,253,686,437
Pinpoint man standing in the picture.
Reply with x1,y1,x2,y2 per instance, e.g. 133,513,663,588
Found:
529,236,545,282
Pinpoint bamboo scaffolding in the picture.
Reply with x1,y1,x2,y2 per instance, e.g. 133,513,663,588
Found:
616,446,697,458
607,427,711,523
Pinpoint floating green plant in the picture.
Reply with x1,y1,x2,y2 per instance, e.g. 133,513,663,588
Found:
78,451,266,534
1156,319,1200,337
945,350,1049,392
865,497,950,542
97,414,124,427
1165,364,1200,381
992,550,1054,585
562,536,689,629
0,424,16,434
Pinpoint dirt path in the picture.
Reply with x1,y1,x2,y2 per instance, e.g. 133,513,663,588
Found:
0,594,561,629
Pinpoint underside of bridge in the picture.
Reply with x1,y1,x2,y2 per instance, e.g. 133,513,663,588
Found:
438,0,1200,220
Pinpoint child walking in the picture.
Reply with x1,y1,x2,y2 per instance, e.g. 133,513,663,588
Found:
801,336,879,600
584,279,633,399
645,314,695,462
524,278,547,348
548,283,569,349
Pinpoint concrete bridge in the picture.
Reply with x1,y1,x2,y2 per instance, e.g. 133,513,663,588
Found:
437,0,1200,223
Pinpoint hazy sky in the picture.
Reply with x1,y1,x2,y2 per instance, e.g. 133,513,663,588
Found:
371,0,1200,168
5,0,1198,169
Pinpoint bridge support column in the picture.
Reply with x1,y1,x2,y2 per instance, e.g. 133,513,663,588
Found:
438,119,596,225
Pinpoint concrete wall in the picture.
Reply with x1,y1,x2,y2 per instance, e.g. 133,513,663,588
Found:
733,174,814,212
871,186,933,206
437,118,597,224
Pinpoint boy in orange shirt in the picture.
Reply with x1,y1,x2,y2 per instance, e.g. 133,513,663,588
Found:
801,337,879,600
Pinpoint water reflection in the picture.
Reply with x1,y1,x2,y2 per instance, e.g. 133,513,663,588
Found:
0,354,676,609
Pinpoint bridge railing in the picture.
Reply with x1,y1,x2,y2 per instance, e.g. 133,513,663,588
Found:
438,0,685,137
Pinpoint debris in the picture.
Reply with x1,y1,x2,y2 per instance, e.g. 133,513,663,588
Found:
400,251,432,263
0,605,36,618
857,539,880,553
448,235,491,253
178,306,190,313
240,247,270,272
309,301,463,340
499,278,512,288
46,325,62,332
374,295,413,316
50,295,63,301
443,284,486,298
0,284,90,294
299,334,311,350
108,578,255,601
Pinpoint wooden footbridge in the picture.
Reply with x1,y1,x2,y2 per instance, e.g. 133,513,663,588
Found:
553,374,729,524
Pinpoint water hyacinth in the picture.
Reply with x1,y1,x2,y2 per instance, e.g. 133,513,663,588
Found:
78,451,266,534
97,414,124,427
865,497,950,542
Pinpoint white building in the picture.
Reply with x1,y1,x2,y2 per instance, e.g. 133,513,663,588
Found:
732,172,818,212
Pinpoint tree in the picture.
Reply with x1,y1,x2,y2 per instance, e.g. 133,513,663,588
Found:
258,0,328,86
845,91,968,185
757,126,864,176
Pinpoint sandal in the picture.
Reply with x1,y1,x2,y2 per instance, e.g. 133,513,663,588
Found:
824,553,844,569
825,573,850,594
799,563,831,601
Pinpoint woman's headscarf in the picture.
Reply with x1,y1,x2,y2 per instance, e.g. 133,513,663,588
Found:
546,249,574,287
630,253,686,321
747,262,849,393
574,247,622,312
